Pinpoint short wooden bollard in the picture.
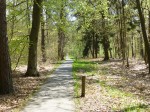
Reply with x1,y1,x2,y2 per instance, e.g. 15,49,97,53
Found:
81,75,86,97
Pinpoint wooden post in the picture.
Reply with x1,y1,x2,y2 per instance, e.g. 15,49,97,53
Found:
81,75,86,97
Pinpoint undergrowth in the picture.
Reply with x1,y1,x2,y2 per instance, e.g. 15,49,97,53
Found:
73,59,150,112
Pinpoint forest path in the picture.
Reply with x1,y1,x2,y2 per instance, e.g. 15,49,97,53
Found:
22,57,75,112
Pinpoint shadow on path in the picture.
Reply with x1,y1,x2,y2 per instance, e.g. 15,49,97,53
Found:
22,59,75,112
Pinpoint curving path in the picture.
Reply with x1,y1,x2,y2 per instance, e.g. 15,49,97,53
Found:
22,58,75,112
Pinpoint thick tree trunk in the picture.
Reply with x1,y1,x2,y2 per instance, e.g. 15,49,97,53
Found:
101,13,109,61
58,2,65,60
25,0,42,76
136,0,150,73
103,37,109,61
58,28,65,60
0,0,13,94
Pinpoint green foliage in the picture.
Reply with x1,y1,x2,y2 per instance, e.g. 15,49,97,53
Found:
73,60,96,73
82,28,100,57
9,36,29,68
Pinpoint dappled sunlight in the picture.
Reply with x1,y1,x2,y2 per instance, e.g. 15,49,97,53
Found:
131,64,147,71
22,59,74,112
15,64,54,74
0,63,56,112
73,59,150,111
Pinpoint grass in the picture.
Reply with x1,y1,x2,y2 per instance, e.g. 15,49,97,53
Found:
99,81,149,111
98,64,150,112
73,60,97,75
72,60,83,104
73,59,150,112
72,59,100,112
72,60,97,109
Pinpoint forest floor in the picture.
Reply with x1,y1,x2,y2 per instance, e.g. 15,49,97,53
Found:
73,58,150,112
0,58,150,112
0,62,58,112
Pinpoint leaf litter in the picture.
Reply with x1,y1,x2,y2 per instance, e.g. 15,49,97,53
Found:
0,64,54,112
75,58,150,112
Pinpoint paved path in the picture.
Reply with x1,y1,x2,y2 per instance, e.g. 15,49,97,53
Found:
22,58,75,112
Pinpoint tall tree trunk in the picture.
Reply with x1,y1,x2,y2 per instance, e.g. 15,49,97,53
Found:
131,33,135,58
101,13,109,61
95,36,98,58
140,35,144,58
41,9,46,62
148,10,150,40
92,33,95,58
46,10,49,41
122,0,129,66
25,0,42,76
58,28,65,60
120,0,126,63
0,0,13,94
136,0,150,73
116,4,122,59
58,2,65,60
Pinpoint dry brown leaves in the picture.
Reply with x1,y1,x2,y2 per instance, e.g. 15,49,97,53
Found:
75,58,150,112
0,64,54,112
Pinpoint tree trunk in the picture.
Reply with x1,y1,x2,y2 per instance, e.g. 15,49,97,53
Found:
95,36,98,58
136,0,150,73
120,0,126,62
0,0,14,94
109,48,112,58
116,4,121,59
58,2,65,60
92,33,95,58
103,37,109,61
25,0,42,76
41,9,46,62
58,29,65,60
140,35,144,58
101,13,109,61
148,9,150,40
131,34,135,58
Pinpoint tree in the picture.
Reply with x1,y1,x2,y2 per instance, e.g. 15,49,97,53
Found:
41,8,47,62
0,0,13,94
148,9,150,39
136,0,150,73
58,0,66,60
101,13,110,61
82,27,100,58
25,0,42,76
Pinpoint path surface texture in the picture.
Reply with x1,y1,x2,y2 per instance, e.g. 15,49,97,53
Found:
22,58,75,112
